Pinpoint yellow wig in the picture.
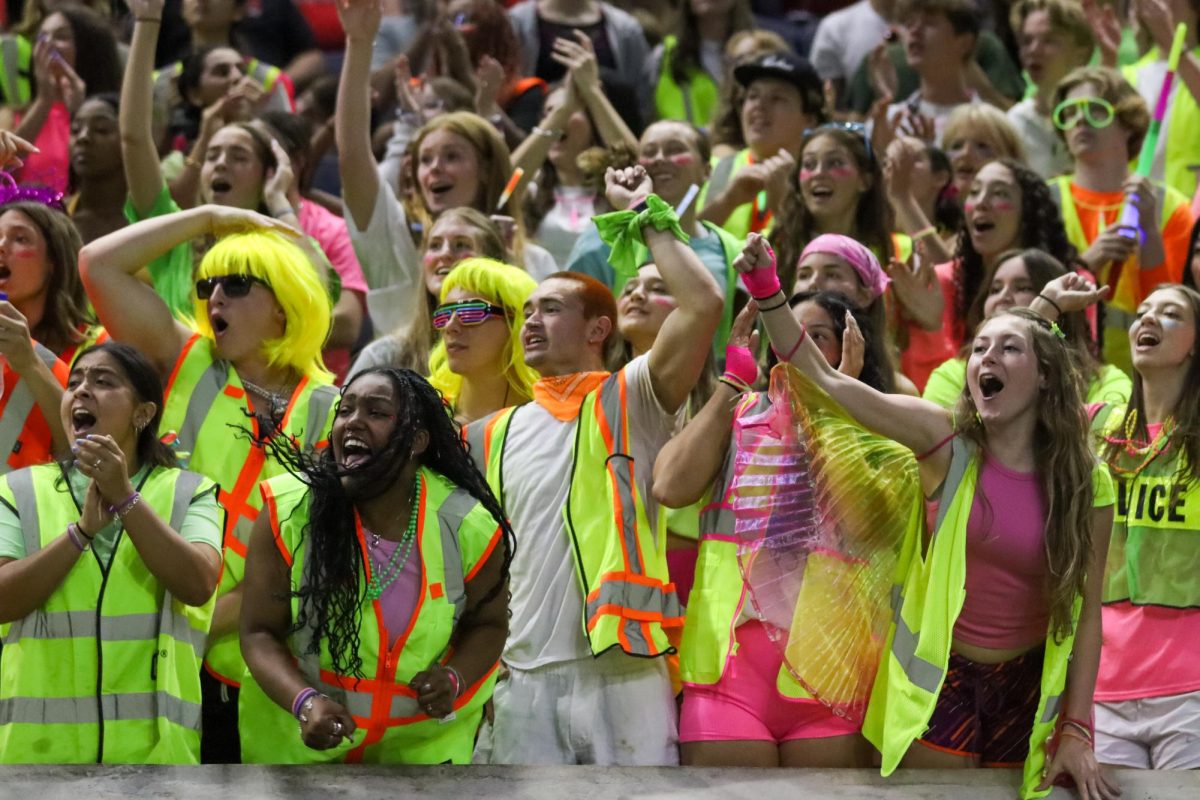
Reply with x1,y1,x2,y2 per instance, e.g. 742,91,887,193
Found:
427,258,539,406
192,230,333,383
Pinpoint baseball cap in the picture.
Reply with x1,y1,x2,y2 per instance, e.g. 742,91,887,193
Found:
733,51,822,97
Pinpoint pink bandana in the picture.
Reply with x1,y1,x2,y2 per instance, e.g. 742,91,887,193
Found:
799,234,890,300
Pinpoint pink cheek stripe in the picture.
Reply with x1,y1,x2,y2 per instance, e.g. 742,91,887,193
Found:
828,166,855,179
650,298,677,308
799,169,815,182
668,154,693,166
992,201,1015,211
963,202,975,215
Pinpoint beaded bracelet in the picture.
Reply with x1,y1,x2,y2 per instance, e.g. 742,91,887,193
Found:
107,491,141,519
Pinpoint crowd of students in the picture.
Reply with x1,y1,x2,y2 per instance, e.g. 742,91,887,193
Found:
0,0,1196,796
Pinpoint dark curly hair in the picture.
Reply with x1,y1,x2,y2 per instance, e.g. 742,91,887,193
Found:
262,368,514,678
953,158,1078,334
771,127,895,296
787,289,891,393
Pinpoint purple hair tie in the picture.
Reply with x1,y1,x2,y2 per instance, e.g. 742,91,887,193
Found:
0,171,65,211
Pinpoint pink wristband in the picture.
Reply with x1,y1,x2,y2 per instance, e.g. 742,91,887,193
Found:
724,345,757,387
740,239,782,300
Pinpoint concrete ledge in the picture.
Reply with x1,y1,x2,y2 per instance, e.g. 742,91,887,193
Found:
0,765,1195,799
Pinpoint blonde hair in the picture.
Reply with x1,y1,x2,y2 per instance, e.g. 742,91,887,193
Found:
407,111,528,257
942,104,1027,164
1054,66,1150,160
427,258,539,405
193,231,333,383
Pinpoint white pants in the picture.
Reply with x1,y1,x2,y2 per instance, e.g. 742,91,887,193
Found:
474,650,679,765
1095,689,1200,769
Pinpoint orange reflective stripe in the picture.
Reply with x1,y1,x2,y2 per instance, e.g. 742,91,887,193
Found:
464,525,502,582
164,333,202,397
260,482,291,568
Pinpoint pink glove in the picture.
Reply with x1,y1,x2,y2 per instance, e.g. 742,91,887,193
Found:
740,239,782,300
723,345,758,388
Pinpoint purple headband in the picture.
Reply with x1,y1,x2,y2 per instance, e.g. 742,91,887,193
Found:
0,172,65,211
798,234,889,300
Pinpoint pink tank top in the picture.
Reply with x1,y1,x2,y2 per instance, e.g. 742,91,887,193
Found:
952,457,1050,649
364,535,422,648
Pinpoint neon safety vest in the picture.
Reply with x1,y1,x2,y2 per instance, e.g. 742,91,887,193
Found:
0,342,68,475
155,57,295,111
700,149,767,241
1091,404,1200,608
238,468,501,764
0,464,216,763
0,34,31,107
654,35,720,128
862,437,1086,799
159,333,337,684
1047,175,1189,373
58,325,112,369
465,371,683,658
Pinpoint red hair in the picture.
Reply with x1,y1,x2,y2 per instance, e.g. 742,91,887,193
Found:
549,271,620,358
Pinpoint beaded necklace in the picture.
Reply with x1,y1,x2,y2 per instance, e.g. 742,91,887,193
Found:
364,473,422,601
1103,409,1175,477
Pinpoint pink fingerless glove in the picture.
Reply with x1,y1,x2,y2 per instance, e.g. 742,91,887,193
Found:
724,345,757,388
740,240,781,300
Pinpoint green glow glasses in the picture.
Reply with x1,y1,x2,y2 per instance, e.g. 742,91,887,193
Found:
1052,96,1116,131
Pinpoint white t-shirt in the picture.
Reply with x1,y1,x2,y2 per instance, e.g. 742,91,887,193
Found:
1007,98,1071,179
887,90,980,147
498,356,676,669
809,0,890,83
346,179,558,334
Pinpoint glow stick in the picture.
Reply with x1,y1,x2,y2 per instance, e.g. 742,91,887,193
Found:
496,166,524,211
1118,23,1187,240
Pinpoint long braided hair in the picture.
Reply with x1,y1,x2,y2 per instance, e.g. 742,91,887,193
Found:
262,368,515,678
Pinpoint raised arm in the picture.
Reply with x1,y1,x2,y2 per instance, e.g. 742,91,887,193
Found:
78,206,295,377
120,3,169,215
606,167,724,414
735,233,954,486
555,32,637,153
652,305,760,507
511,83,583,196
336,0,385,231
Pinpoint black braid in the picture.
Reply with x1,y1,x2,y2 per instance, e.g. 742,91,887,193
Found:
258,368,515,679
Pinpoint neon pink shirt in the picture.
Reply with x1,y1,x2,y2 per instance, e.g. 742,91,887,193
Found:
953,457,1051,649
298,200,369,295
900,260,959,392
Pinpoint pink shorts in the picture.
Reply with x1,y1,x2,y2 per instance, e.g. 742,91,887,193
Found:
679,620,861,743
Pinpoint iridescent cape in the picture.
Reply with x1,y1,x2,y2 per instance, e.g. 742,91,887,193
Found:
731,363,925,722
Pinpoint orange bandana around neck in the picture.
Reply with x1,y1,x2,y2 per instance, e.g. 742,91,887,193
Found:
533,371,610,421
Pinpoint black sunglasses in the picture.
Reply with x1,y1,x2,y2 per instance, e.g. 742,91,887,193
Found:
196,274,270,300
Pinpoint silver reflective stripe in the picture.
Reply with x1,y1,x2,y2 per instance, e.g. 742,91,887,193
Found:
464,418,489,476
622,618,650,653
585,578,681,622
388,693,421,718
932,437,971,535
176,360,228,453
890,611,944,695
0,344,55,467
302,386,338,449
7,467,40,556
437,487,476,623
169,472,205,531
597,375,642,574
1041,693,1062,724
0,692,201,729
